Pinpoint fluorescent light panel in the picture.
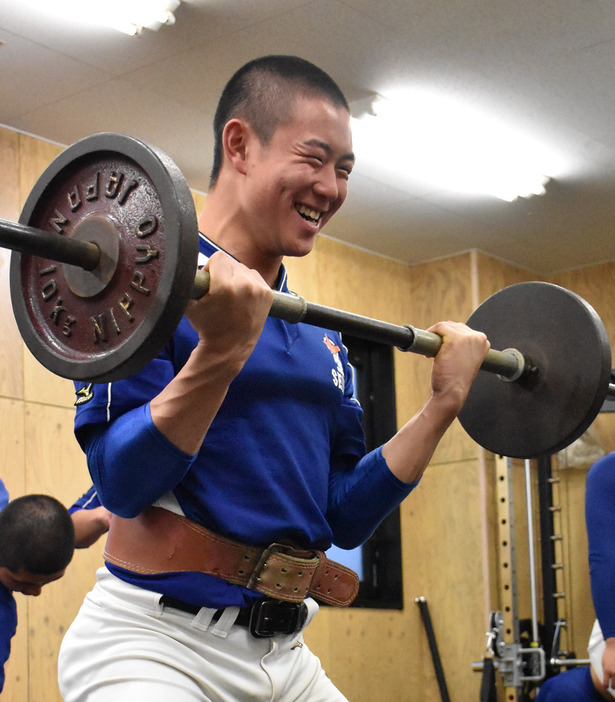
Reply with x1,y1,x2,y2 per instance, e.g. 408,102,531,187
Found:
351,90,566,202
23,0,180,35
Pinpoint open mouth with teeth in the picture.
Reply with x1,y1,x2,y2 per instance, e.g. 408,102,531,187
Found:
296,204,322,224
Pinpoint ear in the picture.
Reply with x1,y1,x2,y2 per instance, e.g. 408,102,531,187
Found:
221,118,253,175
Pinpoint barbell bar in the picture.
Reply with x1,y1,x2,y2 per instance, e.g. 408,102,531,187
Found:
195,268,527,379
3,203,524,379
3,132,614,458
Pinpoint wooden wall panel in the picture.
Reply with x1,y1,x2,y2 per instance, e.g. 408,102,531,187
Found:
23,352,76,409
0,244,23,402
0,128,24,400
311,236,414,319
558,464,593,657
0,127,20,222
24,403,103,702
479,451,500,616
549,262,615,453
316,607,419,700
24,404,90,504
0,398,26,500
17,134,63,206
191,190,207,218
475,250,538,302
398,460,490,701
0,399,27,702
403,252,477,464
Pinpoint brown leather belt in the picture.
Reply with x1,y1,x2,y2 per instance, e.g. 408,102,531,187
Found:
104,506,359,607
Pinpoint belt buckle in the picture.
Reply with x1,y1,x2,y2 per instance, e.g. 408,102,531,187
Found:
248,599,308,638
246,542,299,591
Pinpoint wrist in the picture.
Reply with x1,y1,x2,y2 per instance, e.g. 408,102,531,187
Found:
425,387,466,422
189,341,248,383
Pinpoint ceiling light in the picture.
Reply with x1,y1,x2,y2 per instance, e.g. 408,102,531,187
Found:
350,90,566,202
22,0,180,36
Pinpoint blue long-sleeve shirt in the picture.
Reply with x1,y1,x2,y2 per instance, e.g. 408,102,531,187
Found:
586,452,615,638
0,583,16,694
0,482,16,694
73,234,416,609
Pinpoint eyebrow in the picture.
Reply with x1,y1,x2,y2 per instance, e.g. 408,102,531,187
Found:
304,138,355,164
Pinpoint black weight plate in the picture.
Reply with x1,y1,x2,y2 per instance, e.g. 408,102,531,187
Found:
458,281,611,458
10,132,198,383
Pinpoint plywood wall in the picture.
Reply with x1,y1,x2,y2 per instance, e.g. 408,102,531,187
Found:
0,123,612,701
0,127,107,702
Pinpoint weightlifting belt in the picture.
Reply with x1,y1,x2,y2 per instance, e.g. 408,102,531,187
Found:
103,506,359,607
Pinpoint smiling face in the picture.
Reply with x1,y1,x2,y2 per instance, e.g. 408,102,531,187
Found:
240,94,354,260
0,566,65,596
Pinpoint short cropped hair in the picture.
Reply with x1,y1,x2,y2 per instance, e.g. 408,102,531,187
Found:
0,494,74,575
210,54,349,188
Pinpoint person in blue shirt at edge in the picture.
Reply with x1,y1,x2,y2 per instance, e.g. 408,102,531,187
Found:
0,484,75,694
536,452,615,701
57,55,490,702
0,480,109,696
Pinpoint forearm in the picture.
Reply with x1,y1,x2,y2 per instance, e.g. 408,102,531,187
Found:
71,506,111,548
381,320,488,483
149,343,244,455
382,391,461,484
150,251,273,454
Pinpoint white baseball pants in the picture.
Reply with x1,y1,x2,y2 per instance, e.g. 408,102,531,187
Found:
58,567,349,702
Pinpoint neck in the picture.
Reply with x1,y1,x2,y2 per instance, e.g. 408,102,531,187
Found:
197,192,283,288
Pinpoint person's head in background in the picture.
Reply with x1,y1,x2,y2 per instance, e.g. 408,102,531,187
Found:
0,494,75,596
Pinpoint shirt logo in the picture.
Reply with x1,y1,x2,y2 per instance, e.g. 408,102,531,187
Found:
74,383,94,406
323,334,340,354
324,334,345,392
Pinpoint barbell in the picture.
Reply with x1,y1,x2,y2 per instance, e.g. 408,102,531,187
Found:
2,132,614,459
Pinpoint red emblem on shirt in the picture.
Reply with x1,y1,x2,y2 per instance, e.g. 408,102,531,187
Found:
323,334,340,354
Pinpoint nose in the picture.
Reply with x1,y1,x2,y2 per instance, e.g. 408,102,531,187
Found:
314,165,342,203
23,585,42,597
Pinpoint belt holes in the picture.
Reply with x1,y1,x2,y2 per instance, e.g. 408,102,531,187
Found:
243,554,251,561
293,587,299,592
281,568,288,573
238,569,244,575
275,583,282,589
298,571,303,577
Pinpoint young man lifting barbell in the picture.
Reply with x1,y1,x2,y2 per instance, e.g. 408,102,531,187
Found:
58,54,489,701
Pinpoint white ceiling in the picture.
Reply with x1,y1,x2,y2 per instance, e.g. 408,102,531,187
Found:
1,0,615,275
